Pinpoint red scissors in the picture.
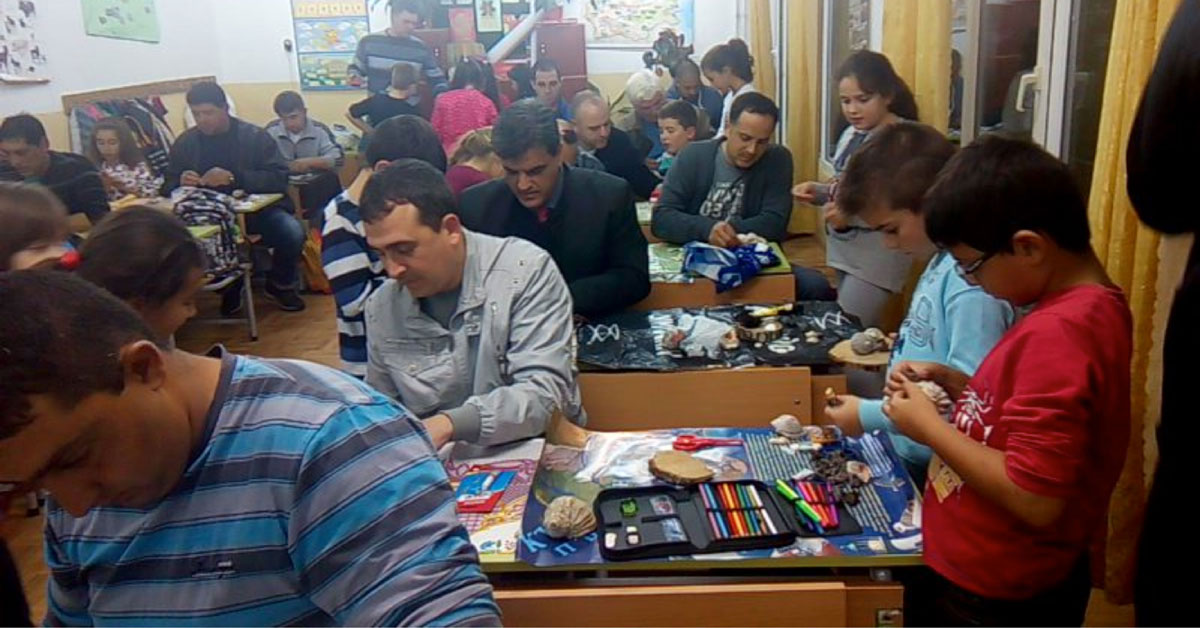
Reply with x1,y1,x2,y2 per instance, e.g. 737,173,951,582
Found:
673,435,744,451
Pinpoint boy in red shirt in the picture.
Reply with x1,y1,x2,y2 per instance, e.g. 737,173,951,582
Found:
884,136,1131,626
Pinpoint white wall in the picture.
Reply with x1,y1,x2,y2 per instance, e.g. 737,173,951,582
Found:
208,0,298,84
0,1,218,116
1,0,742,118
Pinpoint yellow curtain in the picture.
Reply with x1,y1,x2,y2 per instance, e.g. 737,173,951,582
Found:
783,0,821,234
1086,0,1181,604
882,1,951,133
749,0,778,102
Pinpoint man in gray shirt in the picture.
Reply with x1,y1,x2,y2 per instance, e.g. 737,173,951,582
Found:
362,159,585,449
652,92,834,300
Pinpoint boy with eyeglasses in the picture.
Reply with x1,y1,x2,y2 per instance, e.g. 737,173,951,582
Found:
884,135,1131,626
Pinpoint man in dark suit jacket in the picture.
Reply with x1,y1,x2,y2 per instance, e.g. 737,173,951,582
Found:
459,99,649,318
570,91,660,200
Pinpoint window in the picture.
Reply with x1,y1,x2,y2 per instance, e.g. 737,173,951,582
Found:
820,0,873,163
957,0,1117,195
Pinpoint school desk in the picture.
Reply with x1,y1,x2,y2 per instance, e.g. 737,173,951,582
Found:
472,417,918,627
636,242,795,310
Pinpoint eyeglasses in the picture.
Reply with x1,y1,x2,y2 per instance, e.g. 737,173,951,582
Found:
955,251,995,278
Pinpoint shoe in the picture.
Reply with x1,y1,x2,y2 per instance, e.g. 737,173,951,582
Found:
221,278,245,317
266,284,306,312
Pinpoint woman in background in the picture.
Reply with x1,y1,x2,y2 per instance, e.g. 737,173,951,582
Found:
431,58,500,154
85,117,163,200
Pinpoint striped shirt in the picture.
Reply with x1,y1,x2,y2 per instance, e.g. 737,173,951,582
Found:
321,191,386,377
44,350,498,626
349,32,449,98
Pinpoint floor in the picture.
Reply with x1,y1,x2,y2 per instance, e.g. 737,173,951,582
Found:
1,235,1135,625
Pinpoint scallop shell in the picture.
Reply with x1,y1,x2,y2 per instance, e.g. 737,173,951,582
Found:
850,331,887,355
542,496,596,539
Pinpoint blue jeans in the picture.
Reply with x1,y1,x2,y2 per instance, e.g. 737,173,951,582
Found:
246,206,305,289
793,266,837,301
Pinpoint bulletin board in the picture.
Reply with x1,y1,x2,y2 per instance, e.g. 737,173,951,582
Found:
81,0,160,43
291,0,370,90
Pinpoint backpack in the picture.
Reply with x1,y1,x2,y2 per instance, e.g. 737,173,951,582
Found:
170,187,241,278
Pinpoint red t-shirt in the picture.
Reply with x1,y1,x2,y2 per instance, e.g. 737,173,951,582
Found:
924,284,1131,599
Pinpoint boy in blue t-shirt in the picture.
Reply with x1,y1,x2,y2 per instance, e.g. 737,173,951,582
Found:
824,122,1013,483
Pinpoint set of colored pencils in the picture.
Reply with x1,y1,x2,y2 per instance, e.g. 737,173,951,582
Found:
774,479,840,533
698,482,780,540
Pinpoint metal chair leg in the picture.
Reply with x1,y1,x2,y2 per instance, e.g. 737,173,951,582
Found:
243,266,259,341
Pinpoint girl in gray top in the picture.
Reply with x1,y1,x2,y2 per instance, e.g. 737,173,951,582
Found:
794,51,920,327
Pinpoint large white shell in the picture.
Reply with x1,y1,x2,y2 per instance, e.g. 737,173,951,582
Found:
542,496,596,539
770,413,806,439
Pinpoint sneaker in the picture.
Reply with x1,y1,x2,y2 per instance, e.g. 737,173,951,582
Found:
265,284,306,312
221,278,245,317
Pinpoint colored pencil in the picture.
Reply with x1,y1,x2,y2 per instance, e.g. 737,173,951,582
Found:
700,483,716,510
747,484,764,509
760,506,778,535
745,504,761,536
708,510,725,539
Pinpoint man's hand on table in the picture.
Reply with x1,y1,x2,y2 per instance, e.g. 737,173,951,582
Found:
708,221,740,248
422,414,455,450
181,170,203,187
200,167,235,188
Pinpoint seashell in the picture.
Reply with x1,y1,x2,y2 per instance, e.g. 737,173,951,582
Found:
768,436,790,446
542,496,597,539
719,329,741,351
915,380,954,418
770,414,806,439
863,327,886,342
850,331,887,355
846,460,872,483
792,469,816,481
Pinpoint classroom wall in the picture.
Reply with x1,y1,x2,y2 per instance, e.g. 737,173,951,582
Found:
3,0,739,151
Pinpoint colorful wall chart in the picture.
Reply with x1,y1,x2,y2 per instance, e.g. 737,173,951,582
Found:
292,0,370,90
81,0,160,43
585,0,692,47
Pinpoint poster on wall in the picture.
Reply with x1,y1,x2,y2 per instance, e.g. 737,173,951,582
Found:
292,0,370,90
474,0,501,33
0,0,49,83
81,0,160,43
584,0,693,47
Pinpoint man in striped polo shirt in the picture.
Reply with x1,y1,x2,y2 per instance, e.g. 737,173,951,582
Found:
0,271,498,626
349,0,449,100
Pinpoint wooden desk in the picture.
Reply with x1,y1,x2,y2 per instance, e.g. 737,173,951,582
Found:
482,415,917,627
639,242,794,310
187,225,219,240
232,193,284,234
579,368,847,429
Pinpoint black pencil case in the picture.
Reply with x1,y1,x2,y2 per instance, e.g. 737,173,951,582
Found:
595,480,798,561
